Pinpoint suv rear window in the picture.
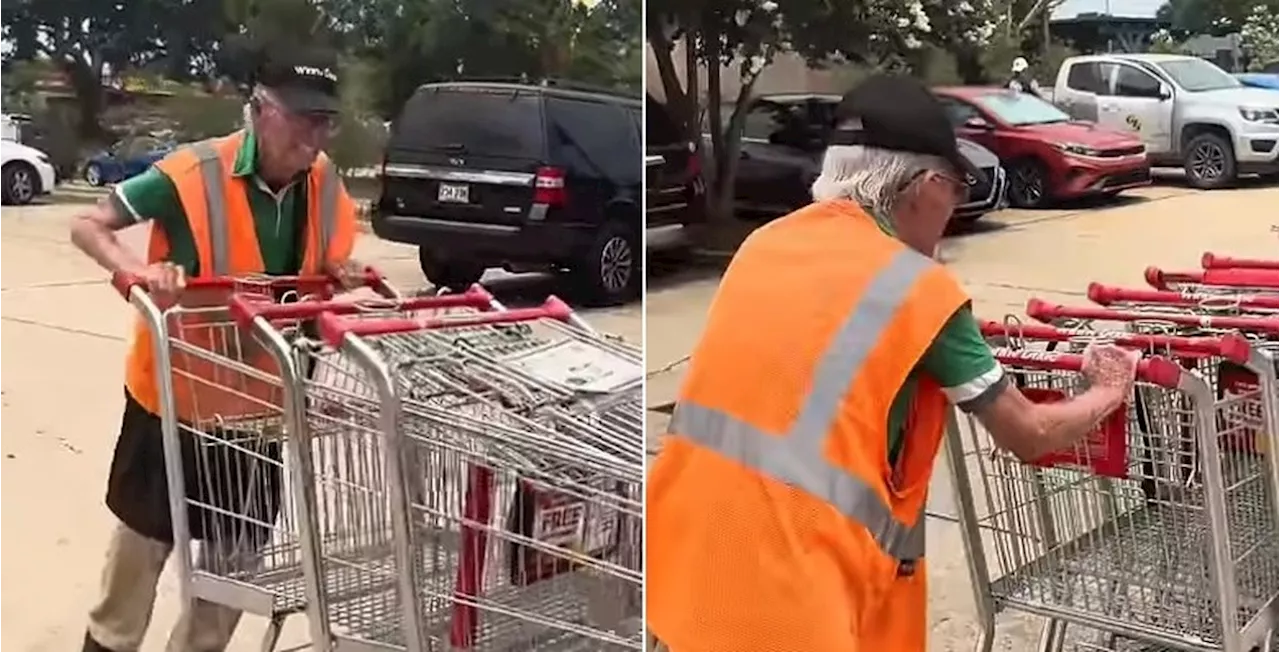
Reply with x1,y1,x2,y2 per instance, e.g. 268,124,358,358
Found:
395,87,544,159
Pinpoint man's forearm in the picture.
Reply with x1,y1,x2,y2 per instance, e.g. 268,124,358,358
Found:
1021,387,1126,459
71,219,145,274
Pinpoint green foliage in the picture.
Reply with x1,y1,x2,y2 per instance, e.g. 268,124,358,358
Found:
1240,4,1279,70
1156,0,1261,37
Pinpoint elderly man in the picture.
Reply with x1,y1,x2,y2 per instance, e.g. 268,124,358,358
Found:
70,44,362,652
645,74,1139,651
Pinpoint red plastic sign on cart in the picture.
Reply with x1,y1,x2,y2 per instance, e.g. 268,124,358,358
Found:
1024,387,1130,478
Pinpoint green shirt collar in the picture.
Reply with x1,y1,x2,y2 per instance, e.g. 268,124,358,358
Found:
231,128,258,178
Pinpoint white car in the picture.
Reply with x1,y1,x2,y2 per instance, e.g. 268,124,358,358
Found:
1,139,57,205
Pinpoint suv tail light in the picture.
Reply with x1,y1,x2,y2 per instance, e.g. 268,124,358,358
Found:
685,149,702,177
533,166,567,206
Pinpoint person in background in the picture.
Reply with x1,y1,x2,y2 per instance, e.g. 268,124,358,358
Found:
1008,56,1047,99
69,43,364,652
644,74,1139,652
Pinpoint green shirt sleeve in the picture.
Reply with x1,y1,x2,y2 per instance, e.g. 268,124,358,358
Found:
919,303,1008,412
110,166,201,275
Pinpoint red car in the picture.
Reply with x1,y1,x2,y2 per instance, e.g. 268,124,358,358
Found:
934,87,1151,208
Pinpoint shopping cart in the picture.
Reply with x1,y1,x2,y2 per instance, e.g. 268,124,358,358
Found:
235,289,644,650
944,346,1279,652
113,268,398,650
1200,253,1279,271
1144,267,1279,295
1087,283,1280,316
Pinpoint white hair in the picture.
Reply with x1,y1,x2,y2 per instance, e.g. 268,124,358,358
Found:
809,144,951,219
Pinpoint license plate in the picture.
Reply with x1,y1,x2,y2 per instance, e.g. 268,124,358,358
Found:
437,183,469,203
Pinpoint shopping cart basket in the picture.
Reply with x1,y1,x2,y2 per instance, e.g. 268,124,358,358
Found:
235,292,643,650
1088,283,1280,316
946,347,1278,652
229,285,505,651
114,268,397,650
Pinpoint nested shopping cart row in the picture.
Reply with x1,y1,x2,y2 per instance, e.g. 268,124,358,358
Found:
115,271,644,652
949,251,1279,652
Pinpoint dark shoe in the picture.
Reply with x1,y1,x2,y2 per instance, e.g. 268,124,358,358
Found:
82,632,116,652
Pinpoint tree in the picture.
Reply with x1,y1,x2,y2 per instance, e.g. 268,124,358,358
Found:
0,0,231,139
1239,3,1278,70
1156,0,1260,37
336,0,640,119
647,0,998,226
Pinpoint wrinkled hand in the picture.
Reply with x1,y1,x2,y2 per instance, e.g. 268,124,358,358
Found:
1081,343,1140,396
135,261,185,305
325,259,366,291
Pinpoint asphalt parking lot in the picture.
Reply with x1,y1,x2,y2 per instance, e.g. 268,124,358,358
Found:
0,190,640,651
644,176,1279,650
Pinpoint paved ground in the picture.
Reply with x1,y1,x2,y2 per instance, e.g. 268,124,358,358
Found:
0,198,639,651
643,178,1280,651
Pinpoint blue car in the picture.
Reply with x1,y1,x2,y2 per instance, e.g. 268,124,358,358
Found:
1228,72,1280,89
83,136,175,186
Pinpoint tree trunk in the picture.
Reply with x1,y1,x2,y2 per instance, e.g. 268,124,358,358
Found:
646,22,688,127
63,59,106,141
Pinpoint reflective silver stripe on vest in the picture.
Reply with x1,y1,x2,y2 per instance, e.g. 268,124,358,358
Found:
317,159,340,261
191,140,230,275
668,248,933,560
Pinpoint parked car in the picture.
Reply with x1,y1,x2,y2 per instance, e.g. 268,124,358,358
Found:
84,136,175,186
372,79,642,306
934,86,1151,208
1051,53,1278,188
1,138,57,205
720,93,1005,222
644,94,705,252
1236,71,1279,90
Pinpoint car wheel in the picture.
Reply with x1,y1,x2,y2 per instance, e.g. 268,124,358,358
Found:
2,162,39,206
417,247,486,291
575,219,639,307
84,163,104,187
1183,132,1237,189
1006,159,1049,209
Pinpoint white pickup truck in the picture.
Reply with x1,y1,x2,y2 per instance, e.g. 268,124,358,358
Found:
1051,53,1279,188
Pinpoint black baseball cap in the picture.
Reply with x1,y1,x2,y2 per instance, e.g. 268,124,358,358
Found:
830,74,986,186
255,45,341,115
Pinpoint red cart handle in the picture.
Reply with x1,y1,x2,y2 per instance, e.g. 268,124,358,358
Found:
227,284,496,330
1144,266,1279,290
1201,252,1278,270
1087,282,1279,310
111,267,390,300
317,295,574,347
1025,298,1280,335
978,319,1253,363
993,349,1183,389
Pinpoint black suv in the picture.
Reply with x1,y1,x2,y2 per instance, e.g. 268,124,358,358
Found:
724,93,1004,222
644,94,705,252
373,80,643,305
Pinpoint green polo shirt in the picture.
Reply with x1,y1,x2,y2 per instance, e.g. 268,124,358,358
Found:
878,217,1005,464
110,130,306,276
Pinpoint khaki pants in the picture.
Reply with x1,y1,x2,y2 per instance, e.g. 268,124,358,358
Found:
87,520,247,652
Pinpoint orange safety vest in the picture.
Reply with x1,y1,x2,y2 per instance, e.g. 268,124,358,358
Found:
646,199,969,652
123,130,357,423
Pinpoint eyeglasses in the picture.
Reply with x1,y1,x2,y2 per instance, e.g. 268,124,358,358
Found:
902,168,968,203
260,95,338,136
